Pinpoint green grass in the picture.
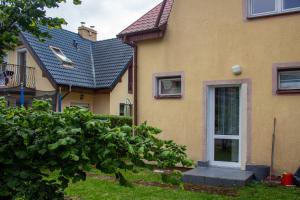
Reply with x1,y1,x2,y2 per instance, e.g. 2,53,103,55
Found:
65,168,300,200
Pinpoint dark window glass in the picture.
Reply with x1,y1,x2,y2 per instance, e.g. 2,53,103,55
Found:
279,70,300,90
215,87,240,136
128,65,133,94
283,0,300,9
251,0,276,14
214,139,239,162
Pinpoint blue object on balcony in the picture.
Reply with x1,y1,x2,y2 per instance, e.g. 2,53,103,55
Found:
20,83,25,106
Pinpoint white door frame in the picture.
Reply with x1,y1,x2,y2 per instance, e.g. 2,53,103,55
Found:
205,82,249,169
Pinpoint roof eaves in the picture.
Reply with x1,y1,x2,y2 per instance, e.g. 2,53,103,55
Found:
108,57,133,90
20,33,58,89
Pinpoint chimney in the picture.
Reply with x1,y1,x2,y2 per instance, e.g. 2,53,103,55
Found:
78,22,97,41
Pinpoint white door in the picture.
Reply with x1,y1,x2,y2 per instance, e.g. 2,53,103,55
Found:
207,86,242,168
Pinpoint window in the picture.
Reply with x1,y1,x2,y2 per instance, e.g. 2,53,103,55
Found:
278,69,300,90
70,103,90,110
50,46,73,66
273,62,300,94
248,0,300,17
158,77,181,96
128,64,133,94
153,72,184,99
119,103,132,116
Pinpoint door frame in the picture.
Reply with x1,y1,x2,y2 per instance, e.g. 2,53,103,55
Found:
203,79,252,170
207,85,242,168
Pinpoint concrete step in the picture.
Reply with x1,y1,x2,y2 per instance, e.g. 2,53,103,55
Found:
183,166,254,187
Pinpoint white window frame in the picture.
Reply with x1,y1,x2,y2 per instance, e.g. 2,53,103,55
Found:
248,0,300,18
153,72,184,99
158,77,182,97
49,46,73,67
278,69,300,90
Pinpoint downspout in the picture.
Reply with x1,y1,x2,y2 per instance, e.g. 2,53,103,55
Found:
124,40,138,128
57,85,72,112
133,45,138,127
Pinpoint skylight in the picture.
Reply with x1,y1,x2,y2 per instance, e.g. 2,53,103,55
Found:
50,46,73,66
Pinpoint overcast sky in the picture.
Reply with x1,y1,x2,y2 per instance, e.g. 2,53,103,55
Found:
46,0,162,40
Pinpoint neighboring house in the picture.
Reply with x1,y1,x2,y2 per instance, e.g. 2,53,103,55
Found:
1,25,133,116
118,0,300,184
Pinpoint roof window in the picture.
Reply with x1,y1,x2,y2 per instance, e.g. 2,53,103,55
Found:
50,46,73,66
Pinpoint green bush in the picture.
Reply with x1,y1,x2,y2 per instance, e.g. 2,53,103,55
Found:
0,98,192,200
161,170,183,186
95,115,132,128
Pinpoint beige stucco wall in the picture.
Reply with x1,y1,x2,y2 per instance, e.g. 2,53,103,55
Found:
62,92,95,111
7,46,55,91
61,71,132,115
110,70,133,115
136,0,300,173
94,93,110,114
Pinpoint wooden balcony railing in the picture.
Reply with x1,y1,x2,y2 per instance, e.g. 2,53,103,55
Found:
0,63,36,89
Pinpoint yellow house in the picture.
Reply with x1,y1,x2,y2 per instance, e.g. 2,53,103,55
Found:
118,0,300,185
1,25,133,116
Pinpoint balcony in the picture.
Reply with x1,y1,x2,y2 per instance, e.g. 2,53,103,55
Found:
0,63,35,89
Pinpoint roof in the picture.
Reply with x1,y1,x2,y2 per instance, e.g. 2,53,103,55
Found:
118,0,174,36
21,26,133,89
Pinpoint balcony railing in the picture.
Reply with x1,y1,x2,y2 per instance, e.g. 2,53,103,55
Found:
0,63,35,89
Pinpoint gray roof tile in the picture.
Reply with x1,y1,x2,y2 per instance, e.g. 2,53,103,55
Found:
21,26,133,89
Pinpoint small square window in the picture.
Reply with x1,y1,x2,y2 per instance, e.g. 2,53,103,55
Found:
153,72,184,99
273,62,300,94
158,77,182,96
119,103,132,116
278,69,300,90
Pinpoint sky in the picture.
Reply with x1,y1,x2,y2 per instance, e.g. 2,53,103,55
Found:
46,0,162,40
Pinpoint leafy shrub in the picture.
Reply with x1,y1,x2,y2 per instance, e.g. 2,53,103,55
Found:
94,115,132,128
161,170,183,186
0,98,192,200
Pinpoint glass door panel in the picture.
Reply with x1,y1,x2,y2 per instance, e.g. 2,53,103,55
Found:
213,87,241,165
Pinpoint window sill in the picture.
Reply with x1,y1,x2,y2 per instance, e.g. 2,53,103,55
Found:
154,95,182,99
276,89,300,95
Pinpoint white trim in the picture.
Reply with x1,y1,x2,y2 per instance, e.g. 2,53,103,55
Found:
206,84,248,169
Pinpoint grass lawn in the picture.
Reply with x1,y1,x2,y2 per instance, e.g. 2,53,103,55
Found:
65,168,300,200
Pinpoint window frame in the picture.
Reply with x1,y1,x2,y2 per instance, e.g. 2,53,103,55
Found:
158,77,182,97
153,72,184,99
49,46,74,67
119,103,133,116
247,0,300,18
272,62,300,95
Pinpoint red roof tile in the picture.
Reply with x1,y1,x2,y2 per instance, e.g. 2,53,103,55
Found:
118,0,174,36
